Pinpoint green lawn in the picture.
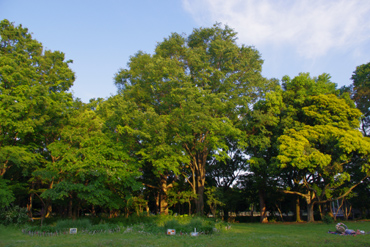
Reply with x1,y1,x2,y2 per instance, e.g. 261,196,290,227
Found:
1,221,370,247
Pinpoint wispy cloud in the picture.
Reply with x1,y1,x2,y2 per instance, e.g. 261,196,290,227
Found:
182,0,370,58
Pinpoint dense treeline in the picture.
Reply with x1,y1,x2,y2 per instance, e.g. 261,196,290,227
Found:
1,19,369,223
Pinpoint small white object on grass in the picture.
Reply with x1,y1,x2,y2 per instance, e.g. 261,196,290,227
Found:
191,228,199,236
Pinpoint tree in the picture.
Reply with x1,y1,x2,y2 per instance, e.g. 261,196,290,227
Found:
276,74,370,222
206,138,248,221
0,19,75,214
0,178,14,208
351,62,370,136
114,23,268,215
244,84,282,223
35,100,141,219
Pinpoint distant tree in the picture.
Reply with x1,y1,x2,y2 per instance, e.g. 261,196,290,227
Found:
351,62,370,136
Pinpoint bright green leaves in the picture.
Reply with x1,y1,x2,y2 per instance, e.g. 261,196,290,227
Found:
39,104,141,209
275,73,370,217
114,23,268,214
302,94,361,129
0,178,15,208
0,20,75,207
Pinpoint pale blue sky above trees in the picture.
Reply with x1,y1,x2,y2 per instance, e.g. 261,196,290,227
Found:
1,0,369,102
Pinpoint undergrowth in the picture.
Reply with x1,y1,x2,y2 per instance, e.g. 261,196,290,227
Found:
21,215,226,236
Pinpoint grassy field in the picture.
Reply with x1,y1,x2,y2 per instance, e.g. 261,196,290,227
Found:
1,221,370,247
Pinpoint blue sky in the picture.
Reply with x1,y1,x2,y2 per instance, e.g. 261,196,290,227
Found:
1,0,370,102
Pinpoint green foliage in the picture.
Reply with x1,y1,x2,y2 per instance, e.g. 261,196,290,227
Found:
20,215,218,235
4,222,370,247
36,104,142,210
0,178,15,208
162,216,216,234
275,73,370,221
0,205,29,225
55,218,92,231
114,23,270,214
350,62,370,137
322,215,334,224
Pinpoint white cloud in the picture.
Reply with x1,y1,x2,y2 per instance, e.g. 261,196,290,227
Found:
182,0,370,58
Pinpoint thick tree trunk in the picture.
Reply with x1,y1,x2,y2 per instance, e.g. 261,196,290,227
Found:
259,189,268,223
160,193,168,215
160,176,169,215
307,202,315,222
223,208,229,222
195,185,205,215
283,190,316,222
195,179,205,216
194,155,206,216
296,196,302,222
68,196,73,218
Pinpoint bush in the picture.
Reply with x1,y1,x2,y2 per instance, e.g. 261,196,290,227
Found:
22,215,221,235
55,218,92,231
0,206,29,226
163,219,181,230
322,215,334,224
161,216,217,234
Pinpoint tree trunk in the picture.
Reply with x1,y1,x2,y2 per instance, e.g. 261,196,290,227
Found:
318,204,324,220
155,192,160,214
259,189,268,223
307,202,315,222
27,192,34,218
45,203,52,218
68,196,73,218
72,201,78,220
160,176,169,215
195,157,206,215
223,208,229,222
344,201,352,221
195,184,205,215
296,196,302,222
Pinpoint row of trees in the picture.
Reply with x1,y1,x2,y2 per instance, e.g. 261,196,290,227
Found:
1,19,369,223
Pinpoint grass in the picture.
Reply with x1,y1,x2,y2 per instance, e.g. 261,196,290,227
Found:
1,221,370,247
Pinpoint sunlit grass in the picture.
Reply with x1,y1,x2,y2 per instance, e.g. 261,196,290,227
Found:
1,221,370,247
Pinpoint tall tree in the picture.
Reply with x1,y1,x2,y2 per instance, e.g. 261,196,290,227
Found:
244,83,282,223
114,24,268,215
276,74,370,222
351,62,370,136
0,19,75,210
35,99,141,219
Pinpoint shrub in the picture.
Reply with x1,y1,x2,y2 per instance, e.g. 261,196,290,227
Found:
0,206,29,226
55,218,92,231
322,215,334,224
163,219,181,230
